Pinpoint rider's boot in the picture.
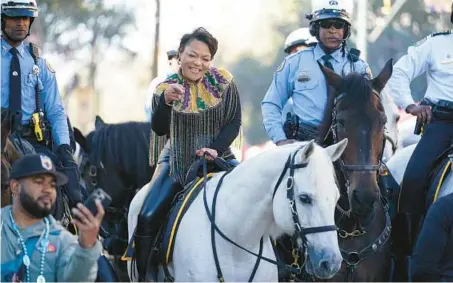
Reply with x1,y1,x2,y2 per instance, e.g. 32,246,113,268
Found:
134,162,181,281
392,213,422,282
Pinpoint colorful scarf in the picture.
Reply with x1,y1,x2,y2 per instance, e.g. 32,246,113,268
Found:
149,67,242,184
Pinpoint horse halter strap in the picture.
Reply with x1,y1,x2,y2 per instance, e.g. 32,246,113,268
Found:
331,89,384,174
272,147,338,252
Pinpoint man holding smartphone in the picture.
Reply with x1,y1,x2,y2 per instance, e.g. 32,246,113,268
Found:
1,154,104,282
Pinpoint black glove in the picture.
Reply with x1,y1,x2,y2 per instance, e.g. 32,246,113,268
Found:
57,144,76,167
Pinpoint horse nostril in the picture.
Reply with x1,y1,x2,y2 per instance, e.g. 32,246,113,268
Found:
319,260,330,273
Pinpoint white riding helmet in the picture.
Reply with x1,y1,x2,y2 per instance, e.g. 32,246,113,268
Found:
1,0,38,18
308,0,353,25
284,28,318,54
307,0,353,39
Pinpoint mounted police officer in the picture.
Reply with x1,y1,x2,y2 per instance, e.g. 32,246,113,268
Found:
262,0,372,146
281,28,318,129
387,2,453,280
1,0,82,208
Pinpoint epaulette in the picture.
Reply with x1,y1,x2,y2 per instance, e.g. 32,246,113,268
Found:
431,30,451,37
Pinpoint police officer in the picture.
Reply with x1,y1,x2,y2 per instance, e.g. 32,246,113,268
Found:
386,2,453,280
281,28,318,127
262,0,372,146
284,27,318,55
144,49,179,121
1,0,82,207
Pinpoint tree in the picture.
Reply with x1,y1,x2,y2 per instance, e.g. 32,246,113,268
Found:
32,0,136,113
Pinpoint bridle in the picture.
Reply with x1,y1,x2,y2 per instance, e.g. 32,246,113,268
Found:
330,89,386,182
328,88,392,281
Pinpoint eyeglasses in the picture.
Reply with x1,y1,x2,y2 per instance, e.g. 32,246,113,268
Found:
319,20,346,29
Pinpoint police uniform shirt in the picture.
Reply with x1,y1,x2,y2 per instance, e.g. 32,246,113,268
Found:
387,31,453,111
1,38,70,146
261,43,371,143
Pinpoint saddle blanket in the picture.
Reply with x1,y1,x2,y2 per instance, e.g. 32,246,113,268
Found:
121,173,214,264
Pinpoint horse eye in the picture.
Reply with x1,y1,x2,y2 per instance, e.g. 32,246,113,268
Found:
299,194,312,204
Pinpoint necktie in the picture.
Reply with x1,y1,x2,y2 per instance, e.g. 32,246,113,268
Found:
322,54,334,71
9,47,22,125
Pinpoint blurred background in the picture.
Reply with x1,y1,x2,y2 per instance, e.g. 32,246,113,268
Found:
28,0,452,156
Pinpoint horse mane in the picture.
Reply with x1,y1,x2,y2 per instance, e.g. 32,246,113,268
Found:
86,121,152,188
340,73,374,108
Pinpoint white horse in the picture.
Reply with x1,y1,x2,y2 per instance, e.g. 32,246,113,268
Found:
386,143,453,199
127,139,348,281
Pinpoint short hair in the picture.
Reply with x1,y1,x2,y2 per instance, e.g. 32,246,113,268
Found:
178,27,218,59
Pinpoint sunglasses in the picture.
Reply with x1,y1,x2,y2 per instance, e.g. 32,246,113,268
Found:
319,20,346,29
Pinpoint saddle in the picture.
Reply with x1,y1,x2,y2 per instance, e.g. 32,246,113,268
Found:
122,157,237,265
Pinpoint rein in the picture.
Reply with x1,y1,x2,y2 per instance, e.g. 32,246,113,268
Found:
198,146,337,282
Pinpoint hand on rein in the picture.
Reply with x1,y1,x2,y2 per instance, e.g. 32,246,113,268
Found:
196,148,218,161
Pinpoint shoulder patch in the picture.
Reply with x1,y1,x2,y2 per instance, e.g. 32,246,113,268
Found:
365,66,373,79
45,59,55,73
276,59,286,73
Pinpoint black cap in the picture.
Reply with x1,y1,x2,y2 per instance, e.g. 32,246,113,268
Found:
10,154,68,186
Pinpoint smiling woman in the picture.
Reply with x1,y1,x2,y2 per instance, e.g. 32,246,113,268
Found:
130,27,244,281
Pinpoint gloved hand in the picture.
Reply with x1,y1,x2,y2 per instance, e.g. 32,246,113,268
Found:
57,143,82,206
57,144,76,167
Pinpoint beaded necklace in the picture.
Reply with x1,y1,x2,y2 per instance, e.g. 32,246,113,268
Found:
9,209,49,283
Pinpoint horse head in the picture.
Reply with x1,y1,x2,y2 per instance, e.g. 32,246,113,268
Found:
272,139,347,279
319,59,393,217
74,126,109,198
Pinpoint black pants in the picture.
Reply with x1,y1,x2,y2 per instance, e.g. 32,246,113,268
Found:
399,120,453,215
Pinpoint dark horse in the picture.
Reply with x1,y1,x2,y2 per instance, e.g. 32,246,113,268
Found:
312,60,394,281
1,112,13,207
74,116,155,280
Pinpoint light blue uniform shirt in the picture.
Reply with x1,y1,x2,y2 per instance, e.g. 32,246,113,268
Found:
261,43,371,143
1,39,69,146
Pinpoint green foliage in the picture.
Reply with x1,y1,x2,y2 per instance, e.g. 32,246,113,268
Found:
34,0,135,55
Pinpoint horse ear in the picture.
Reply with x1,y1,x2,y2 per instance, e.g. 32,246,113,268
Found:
326,138,348,162
317,61,342,92
73,127,87,152
372,58,393,93
95,115,105,129
300,140,315,162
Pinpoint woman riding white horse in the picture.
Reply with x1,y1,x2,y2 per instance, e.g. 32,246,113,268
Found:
127,139,348,281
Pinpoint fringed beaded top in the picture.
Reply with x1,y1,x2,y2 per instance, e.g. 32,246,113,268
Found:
149,67,242,184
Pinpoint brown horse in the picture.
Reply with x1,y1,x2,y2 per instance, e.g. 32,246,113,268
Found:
1,112,13,207
314,59,394,282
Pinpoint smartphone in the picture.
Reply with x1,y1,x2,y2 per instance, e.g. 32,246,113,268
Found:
76,188,112,219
